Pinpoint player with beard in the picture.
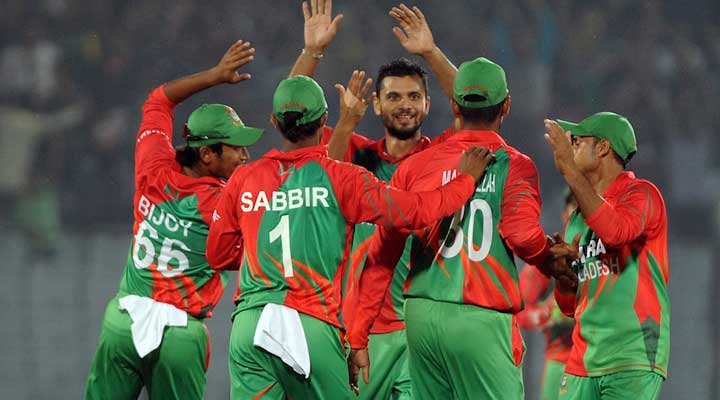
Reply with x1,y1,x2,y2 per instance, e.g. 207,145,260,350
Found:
286,1,454,398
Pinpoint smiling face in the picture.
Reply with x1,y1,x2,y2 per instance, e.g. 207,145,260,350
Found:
374,75,429,140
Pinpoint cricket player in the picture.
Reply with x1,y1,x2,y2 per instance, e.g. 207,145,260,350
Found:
84,41,263,400
544,113,670,400
286,1,457,397
517,192,577,400
347,55,579,400
205,71,494,400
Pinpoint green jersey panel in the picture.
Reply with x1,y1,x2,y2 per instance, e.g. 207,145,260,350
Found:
406,149,521,312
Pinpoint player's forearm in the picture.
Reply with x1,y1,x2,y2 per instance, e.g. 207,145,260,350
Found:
499,203,549,266
288,48,323,78
163,68,224,104
327,120,355,161
420,46,457,100
328,97,367,161
378,173,475,230
347,236,401,348
554,285,577,318
583,195,653,248
206,232,243,271
563,169,604,221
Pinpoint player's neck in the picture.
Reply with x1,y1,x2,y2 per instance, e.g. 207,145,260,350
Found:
280,136,321,152
182,165,204,178
460,120,501,133
588,162,624,195
384,132,421,160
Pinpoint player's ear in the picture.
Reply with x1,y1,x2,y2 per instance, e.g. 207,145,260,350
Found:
424,94,430,114
596,138,613,159
198,146,214,165
270,114,280,130
451,99,462,117
501,95,511,117
320,112,329,126
372,92,381,116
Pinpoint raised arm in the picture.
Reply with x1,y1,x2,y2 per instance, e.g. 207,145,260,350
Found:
135,41,256,173
389,4,457,100
543,119,664,247
164,40,255,103
288,0,343,78
327,70,373,160
336,147,493,231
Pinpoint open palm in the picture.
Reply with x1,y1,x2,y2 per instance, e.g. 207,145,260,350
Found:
302,0,343,52
390,4,435,56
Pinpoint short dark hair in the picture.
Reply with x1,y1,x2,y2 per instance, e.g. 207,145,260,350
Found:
457,96,507,124
276,111,324,143
175,143,224,167
376,58,428,96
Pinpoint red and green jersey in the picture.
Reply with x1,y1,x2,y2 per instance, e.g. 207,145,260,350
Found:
205,144,476,329
320,127,436,334
348,130,551,348
119,86,229,319
517,264,574,363
554,171,670,378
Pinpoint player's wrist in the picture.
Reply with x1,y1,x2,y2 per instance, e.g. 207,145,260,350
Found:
302,47,324,60
419,44,440,59
206,67,226,86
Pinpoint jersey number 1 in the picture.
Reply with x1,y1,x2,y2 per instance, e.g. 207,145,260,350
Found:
269,215,294,277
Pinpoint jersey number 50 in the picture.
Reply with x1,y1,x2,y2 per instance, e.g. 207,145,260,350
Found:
440,199,493,261
133,220,190,277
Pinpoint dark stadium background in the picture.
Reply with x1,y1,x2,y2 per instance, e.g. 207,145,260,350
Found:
1,0,718,398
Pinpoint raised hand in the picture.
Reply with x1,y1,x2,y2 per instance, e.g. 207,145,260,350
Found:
302,0,343,54
210,40,255,84
544,119,577,177
389,4,436,56
458,146,495,182
335,70,373,128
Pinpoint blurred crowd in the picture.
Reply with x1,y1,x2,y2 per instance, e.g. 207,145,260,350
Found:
2,0,718,258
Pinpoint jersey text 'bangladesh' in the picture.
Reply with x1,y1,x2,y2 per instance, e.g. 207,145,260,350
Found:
556,172,670,378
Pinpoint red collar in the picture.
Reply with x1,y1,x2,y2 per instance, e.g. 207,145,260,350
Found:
603,171,636,196
367,136,432,163
444,129,508,147
263,144,328,162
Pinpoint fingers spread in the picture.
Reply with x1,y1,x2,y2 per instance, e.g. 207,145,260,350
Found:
302,1,311,21
392,26,409,44
329,14,343,34
413,6,427,21
311,0,318,16
360,78,373,100
334,83,346,96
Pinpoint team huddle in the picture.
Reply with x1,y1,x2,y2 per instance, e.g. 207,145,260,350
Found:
84,1,670,399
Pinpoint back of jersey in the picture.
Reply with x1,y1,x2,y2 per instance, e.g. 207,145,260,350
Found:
120,86,228,319
399,132,524,313
230,150,351,328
